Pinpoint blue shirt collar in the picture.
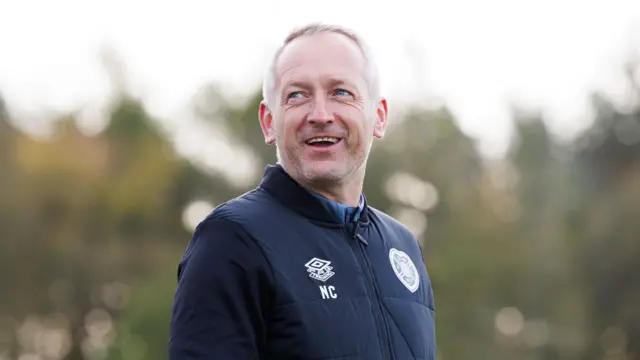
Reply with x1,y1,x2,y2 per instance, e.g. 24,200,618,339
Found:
307,190,365,224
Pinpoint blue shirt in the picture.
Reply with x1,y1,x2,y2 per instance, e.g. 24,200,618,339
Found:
308,191,365,224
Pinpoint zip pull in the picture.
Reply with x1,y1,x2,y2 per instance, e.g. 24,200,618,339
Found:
355,233,368,246
351,221,367,245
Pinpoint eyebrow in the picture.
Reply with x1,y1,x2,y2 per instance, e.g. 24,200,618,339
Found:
326,78,357,90
282,81,310,91
281,78,358,92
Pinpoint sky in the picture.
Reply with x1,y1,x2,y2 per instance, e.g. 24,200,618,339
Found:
0,0,639,158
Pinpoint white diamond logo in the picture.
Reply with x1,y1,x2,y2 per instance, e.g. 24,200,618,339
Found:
305,257,335,282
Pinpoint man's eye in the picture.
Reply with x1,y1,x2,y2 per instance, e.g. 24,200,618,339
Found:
288,92,304,99
333,89,351,97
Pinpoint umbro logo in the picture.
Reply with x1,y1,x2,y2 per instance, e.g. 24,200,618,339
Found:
305,257,338,299
305,257,335,282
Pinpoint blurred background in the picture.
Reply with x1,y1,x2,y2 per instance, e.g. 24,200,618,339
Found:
1,0,640,359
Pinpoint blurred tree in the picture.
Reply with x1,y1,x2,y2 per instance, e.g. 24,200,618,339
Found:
571,60,640,360
0,86,242,359
507,111,587,360
0,92,15,212
2,53,639,360
0,92,22,360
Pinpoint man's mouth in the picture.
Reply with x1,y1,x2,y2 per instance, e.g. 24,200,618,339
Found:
305,136,342,147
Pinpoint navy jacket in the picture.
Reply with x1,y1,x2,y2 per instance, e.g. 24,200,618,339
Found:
169,164,437,359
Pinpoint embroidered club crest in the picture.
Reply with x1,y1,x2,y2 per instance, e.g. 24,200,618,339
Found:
389,248,420,293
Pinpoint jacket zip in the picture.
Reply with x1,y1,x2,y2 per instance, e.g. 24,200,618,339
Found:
347,223,394,360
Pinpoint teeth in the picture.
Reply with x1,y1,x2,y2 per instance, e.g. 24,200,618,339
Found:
307,137,339,144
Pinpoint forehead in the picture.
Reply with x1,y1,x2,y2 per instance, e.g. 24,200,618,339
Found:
274,32,367,89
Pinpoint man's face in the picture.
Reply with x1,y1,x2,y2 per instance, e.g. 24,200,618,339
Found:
259,32,388,186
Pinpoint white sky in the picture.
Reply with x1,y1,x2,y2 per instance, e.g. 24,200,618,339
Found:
0,0,639,157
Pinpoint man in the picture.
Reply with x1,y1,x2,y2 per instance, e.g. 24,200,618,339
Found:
169,23,436,359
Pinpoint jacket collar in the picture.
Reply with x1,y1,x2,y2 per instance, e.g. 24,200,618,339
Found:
258,164,370,225
307,190,365,224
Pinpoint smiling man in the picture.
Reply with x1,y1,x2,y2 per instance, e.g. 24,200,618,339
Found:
169,23,437,360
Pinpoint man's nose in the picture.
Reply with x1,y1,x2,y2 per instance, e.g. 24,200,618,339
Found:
307,98,333,124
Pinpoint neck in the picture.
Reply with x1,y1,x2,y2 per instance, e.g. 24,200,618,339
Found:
306,178,363,207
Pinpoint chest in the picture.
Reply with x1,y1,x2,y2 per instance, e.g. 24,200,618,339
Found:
255,222,435,359
263,225,430,305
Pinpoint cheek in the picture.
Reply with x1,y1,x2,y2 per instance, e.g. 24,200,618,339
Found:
342,112,373,137
276,112,302,142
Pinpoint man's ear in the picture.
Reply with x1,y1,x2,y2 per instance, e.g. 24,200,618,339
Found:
373,98,389,139
259,101,276,144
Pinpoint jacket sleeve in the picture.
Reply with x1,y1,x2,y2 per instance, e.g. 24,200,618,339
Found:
168,217,273,360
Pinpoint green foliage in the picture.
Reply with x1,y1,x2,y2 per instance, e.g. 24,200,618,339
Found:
1,61,639,360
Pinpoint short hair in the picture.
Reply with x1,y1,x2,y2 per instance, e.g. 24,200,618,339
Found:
262,23,381,108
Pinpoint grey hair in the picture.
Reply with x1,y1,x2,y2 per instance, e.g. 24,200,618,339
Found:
262,23,381,108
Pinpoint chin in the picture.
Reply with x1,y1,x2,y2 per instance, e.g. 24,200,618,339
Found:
300,161,347,183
